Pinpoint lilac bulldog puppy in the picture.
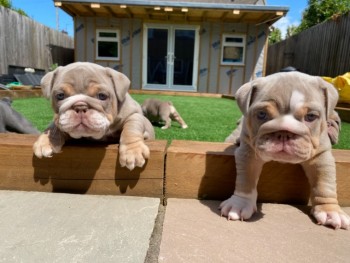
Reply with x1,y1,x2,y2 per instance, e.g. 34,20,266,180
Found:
33,62,154,170
141,98,188,130
221,71,349,230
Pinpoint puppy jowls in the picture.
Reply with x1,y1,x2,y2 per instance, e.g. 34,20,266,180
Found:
220,71,349,230
141,98,188,130
33,62,155,170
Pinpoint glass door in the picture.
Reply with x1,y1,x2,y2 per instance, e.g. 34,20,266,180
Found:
145,28,168,86
143,24,199,91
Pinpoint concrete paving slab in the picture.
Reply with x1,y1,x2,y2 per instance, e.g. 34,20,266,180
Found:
159,198,350,263
0,190,160,262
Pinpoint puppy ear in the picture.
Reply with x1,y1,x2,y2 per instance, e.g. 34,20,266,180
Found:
317,77,339,118
41,67,61,98
235,81,259,114
327,111,341,145
105,68,130,102
317,77,340,144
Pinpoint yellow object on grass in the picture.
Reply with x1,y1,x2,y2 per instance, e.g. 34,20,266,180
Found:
322,72,350,104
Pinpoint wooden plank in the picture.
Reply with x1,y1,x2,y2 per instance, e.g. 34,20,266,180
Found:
0,89,43,99
166,140,350,206
1,134,349,205
333,150,350,206
165,140,237,200
0,134,167,198
130,89,223,98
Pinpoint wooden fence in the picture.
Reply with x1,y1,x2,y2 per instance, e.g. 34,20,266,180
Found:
0,6,74,75
266,12,350,77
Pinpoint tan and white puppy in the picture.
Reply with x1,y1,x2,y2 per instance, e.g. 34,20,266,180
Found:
141,98,188,130
220,71,349,230
33,62,155,170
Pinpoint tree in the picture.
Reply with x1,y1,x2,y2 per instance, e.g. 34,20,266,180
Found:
297,0,350,33
286,25,298,39
0,0,11,8
0,0,27,16
268,27,282,45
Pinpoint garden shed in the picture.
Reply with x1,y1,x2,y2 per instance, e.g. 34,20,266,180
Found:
54,0,288,95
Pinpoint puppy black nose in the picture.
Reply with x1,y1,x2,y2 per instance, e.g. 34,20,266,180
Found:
73,102,88,113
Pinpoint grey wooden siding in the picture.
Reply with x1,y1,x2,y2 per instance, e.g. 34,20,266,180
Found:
74,16,267,95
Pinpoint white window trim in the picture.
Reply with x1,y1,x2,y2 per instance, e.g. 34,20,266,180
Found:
220,34,246,66
95,29,120,61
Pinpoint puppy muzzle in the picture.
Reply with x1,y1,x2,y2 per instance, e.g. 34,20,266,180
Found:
57,94,111,139
59,94,104,114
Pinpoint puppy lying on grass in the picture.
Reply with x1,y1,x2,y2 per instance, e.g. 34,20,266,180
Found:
141,98,188,130
0,97,39,134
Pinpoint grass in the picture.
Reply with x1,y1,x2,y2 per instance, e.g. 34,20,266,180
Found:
12,97,53,131
11,95,350,149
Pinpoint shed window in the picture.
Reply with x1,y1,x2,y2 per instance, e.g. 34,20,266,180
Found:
221,34,246,65
96,29,120,60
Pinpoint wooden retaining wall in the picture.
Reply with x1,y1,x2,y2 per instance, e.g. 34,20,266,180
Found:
1,134,349,206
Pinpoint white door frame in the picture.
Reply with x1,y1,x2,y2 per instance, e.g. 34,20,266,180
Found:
142,23,200,91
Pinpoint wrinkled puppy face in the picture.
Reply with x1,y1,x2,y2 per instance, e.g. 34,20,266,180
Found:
41,62,129,139
237,72,338,164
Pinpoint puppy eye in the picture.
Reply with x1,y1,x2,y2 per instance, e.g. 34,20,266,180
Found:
55,92,65,101
97,92,108,101
257,110,268,121
305,113,319,122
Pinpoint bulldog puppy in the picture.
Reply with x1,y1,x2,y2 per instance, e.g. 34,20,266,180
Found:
0,97,40,134
220,71,350,229
141,98,188,129
33,62,155,170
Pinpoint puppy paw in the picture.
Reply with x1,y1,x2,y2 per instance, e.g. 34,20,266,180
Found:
312,204,350,230
181,124,188,129
33,134,57,158
119,141,150,170
219,195,257,221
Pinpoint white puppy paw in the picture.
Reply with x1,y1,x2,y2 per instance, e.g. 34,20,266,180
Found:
33,134,58,158
219,195,257,221
312,204,350,230
119,141,150,170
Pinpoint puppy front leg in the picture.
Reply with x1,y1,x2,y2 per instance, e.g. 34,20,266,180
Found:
220,143,264,220
302,151,350,229
119,113,151,170
33,123,66,158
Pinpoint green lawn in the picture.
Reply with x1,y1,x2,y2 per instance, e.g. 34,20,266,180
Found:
11,95,350,149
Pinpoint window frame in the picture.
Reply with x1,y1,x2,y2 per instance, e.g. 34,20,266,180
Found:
220,34,246,66
95,28,120,61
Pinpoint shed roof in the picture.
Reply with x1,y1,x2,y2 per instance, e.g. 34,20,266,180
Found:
54,0,288,25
